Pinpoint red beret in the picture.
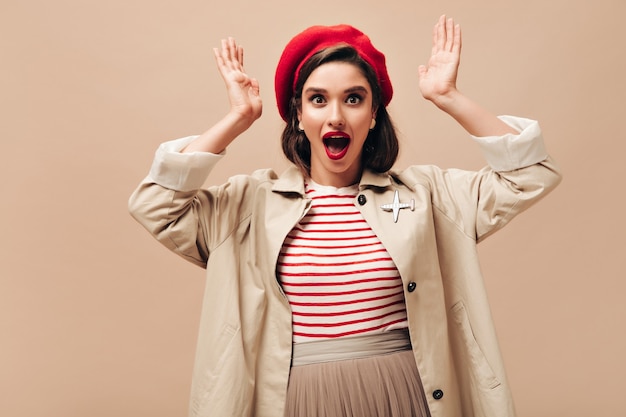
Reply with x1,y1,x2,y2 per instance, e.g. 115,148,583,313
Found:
275,24,393,121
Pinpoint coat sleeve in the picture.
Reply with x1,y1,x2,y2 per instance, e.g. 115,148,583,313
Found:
426,116,562,243
128,136,251,268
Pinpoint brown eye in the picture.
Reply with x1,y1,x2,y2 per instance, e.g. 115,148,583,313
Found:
346,94,362,104
310,95,325,104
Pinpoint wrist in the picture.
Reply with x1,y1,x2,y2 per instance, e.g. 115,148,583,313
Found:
429,92,518,137
182,111,255,154
429,88,463,113
226,109,256,133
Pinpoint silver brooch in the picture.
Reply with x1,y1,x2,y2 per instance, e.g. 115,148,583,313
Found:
380,190,415,223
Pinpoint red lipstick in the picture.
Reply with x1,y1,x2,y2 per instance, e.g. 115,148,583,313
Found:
322,131,351,160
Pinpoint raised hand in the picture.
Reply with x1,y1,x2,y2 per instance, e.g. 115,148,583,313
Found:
415,16,518,137
418,15,461,104
213,37,263,125
181,38,262,153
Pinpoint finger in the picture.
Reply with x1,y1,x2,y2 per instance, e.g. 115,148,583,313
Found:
452,24,462,56
238,45,244,67
215,38,242,79
431,20,438,56
444,17,454,51
435,15,445,53
213,46,228,75
227,37,239,70
213,46,223,67
220,38,233,70
220,39,232,69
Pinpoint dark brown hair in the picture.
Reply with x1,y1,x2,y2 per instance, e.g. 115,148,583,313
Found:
280,45,399,176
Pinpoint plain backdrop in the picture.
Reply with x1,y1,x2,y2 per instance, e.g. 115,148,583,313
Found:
2,0,625,416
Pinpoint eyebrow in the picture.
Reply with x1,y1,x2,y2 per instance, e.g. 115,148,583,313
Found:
303,86,370,95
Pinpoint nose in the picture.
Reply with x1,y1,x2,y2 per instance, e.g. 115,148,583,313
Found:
327,102,345,128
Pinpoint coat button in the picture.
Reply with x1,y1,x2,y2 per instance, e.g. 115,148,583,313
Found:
357,194,367,205
407,281,416,292
432,389,444,400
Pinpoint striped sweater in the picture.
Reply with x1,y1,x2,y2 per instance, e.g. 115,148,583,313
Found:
277,181,408,344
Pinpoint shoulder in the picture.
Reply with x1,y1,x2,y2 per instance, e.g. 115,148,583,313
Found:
218,167,305,198
244,168,281,184
389,164,446,191
213,169,281,196
216,168,280,185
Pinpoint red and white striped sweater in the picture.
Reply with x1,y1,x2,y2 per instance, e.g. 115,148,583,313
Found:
277,181,408,344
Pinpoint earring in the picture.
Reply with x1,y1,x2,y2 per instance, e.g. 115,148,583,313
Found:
298,122,304,132
370,119,376,130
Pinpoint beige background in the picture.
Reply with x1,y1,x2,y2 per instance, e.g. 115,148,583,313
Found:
2,0,625,416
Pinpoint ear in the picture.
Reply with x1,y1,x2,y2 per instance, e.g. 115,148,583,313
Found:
297,110,303,131
369,106,378,130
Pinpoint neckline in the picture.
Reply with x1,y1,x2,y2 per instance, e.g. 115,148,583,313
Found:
305,178,359,194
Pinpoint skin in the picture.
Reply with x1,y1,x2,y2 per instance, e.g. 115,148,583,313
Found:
182,15,518,183
298,62,376,187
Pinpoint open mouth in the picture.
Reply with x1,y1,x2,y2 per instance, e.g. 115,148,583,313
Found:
323,132,350,160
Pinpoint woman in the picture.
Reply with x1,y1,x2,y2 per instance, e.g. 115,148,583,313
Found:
129,16,561,417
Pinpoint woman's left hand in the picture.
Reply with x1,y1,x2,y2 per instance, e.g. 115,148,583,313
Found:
418,15,461,104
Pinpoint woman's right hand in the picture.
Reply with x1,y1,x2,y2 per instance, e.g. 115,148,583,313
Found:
214,37,262,127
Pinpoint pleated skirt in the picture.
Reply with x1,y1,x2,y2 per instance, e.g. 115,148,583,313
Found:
284,330,431,417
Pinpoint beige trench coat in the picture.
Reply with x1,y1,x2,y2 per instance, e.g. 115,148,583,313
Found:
129,116,561,417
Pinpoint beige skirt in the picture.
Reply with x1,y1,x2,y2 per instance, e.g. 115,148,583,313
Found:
284,330,431,417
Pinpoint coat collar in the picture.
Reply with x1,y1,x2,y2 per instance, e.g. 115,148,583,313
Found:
359,169,394,190
271,166,395,195
271,166,307,195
